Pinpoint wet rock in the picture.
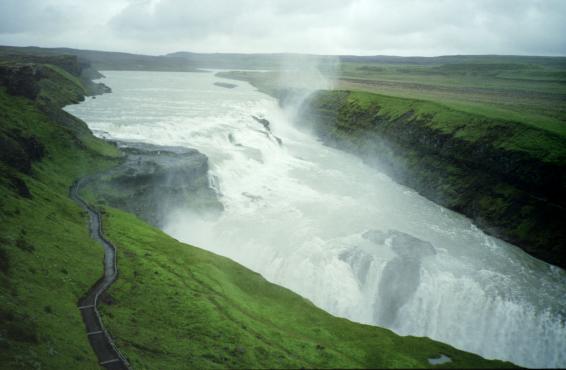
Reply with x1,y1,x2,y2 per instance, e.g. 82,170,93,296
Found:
428,354,452,365
251,116,283,146
227,133,243,147
214,82,237,89
363,230,436,258
87,82,111,96
339,248,373,287
87,141,222,227
100,292,116,305
242,192,262,202
252,115,271,132
9,176,32,198
362,230,436,326
0,64,44,99
0,131,45,174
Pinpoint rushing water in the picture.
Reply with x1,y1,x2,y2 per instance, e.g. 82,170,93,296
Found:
66,71,566,368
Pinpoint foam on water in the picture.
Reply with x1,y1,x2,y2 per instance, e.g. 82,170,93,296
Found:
66,71,566,368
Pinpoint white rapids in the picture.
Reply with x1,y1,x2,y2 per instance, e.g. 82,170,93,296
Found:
66,71,566,368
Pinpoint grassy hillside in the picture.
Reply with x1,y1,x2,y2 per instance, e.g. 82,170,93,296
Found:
0,55,516,368
0,78,121,368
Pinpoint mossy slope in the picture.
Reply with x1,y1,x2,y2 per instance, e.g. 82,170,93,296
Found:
301,90,566,268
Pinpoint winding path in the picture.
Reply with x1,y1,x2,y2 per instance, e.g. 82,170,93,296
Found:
70,178,131,370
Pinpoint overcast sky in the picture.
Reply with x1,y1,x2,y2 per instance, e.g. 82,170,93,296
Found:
1,0,565,56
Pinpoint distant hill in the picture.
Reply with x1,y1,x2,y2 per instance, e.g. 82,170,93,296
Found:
168,50,566,69
0,45,199,72
3,45,564,72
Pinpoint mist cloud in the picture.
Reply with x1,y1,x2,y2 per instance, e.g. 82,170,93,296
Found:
1,0,565,56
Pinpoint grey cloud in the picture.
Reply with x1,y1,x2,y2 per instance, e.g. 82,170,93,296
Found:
1,0,565,56
0,0,73,34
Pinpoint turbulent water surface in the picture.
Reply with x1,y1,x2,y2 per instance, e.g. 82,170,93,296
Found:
66,71,566,368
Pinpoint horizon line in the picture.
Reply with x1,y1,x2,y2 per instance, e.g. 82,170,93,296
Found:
2,44,566,59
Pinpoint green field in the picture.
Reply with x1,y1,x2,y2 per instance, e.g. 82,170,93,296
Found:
337,59,566,137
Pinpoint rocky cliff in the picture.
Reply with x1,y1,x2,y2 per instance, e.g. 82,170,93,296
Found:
83,141,222,228
299,90,566,268
0,54,110,106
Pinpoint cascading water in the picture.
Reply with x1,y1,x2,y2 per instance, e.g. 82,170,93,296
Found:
66,70,566,368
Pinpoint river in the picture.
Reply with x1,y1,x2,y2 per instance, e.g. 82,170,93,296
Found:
65,70,566,368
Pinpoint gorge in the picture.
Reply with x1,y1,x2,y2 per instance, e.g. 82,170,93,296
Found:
65,70,566,368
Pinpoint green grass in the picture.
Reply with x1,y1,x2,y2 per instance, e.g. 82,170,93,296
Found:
36,65,88,108
44,65,86,93
337,60,566,136
98,207,513,369
0,88,120,369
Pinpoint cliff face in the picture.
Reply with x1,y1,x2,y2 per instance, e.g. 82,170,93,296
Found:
0,55,114,184
300,90,566,268
83,142,222,228
0,54,110,107
0,64,44,99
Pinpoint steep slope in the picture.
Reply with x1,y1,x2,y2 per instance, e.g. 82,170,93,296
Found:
0,55,514,369
300,90,566,268
0,60,121,368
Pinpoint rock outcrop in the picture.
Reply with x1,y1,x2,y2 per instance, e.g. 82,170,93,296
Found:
0,63,44,99
85,141,222,227
214,82,237,89
0,54,111,105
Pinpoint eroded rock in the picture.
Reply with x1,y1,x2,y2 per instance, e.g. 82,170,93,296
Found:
86,141,222,227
